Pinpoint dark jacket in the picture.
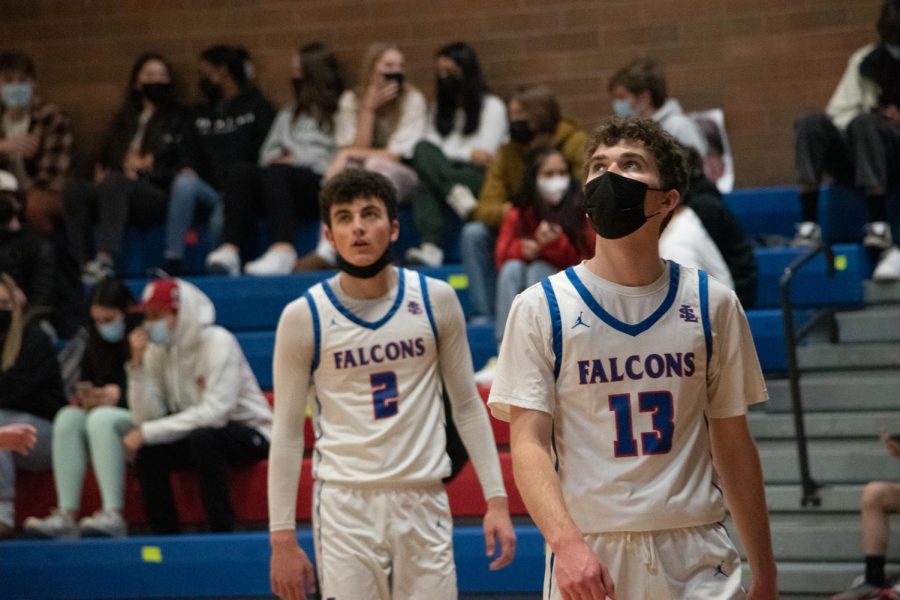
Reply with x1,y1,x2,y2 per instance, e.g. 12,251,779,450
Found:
860,44,900,108
0,227,57,311
0,321,66,421
684,175,758,309
194,86,275,189
100,103,199,190
80,314,140,409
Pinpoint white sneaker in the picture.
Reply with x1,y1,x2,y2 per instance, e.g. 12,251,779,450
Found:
864,221,893,250
79,509,126,538
446,184,477,220
405,242,444,267
791,221,822,247
206,245,241,276
473,356,498,387
828,574,881,600
245,246,298,276
874,247,900,281
23,508,78,539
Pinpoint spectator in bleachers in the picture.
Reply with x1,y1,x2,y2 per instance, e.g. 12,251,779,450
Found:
793,0,900,281
0,51,73,238
166,45,275,276
480,148,594,381
23,278,139,539
680,148,758,308
607,57,708,158
462,86,586,322
829,432,900,599
124,278,272,534
293,43,427,271
405,42,508,267
0,423,36,454
64,53,198,283
0,273,65,539
206,42,342,276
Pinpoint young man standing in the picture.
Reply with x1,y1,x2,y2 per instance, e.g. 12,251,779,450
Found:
489,117,777,599
268,169,516,599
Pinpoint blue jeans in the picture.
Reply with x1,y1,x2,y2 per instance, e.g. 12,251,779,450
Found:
0,409,54,526
495,259,558,342
461,222,497,320
165,173,223,260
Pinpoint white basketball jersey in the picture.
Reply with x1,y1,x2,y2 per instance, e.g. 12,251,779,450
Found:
303,268,450,484
542,262,723,533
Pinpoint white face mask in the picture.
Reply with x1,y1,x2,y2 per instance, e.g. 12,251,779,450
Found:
145,318,172,346
537,175,570,206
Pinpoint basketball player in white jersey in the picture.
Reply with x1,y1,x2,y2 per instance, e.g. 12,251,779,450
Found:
488,117,777,600
268,169,516,600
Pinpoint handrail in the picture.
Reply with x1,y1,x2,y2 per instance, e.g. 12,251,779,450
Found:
779,243,837,508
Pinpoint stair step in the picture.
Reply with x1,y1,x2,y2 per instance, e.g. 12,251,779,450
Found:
728,514,900,562
766,372,900,412
758,439,900,483
836,306,900,343
763,484,863,512
748,411,900,439
865,279,900,304
797,342,900,370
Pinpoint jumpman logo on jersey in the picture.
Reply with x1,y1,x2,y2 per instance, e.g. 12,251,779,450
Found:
572,312,590,329
679,304,698,323
329,317,338,328
713,561,728,577
435,517,445,530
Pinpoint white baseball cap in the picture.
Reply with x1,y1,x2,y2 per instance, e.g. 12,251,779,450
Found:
0,170,19,193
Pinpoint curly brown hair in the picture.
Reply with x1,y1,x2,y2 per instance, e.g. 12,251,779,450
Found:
583,116,689,197
319,169,398,227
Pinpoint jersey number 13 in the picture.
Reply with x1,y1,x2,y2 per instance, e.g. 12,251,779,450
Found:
608,391,674,457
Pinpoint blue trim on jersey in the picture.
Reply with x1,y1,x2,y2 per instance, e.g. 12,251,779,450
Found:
699,270,712,365
304,290,321,373
321,267,406,330
418,272,440,346
565,262,681,337
541,278,563,379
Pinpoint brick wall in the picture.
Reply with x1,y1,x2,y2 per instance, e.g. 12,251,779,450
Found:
0,0,881,187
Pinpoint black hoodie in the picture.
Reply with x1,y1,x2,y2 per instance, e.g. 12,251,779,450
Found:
0,320,66,421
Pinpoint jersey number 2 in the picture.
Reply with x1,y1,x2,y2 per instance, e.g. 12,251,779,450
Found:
608,391,674,457
371,371,399,419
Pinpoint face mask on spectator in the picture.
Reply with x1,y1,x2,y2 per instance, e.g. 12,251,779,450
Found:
584,171,662,239
97,317,126,343
0,82,33,109
383,72,404,87
886,44,900,60
146,318,173,346
140,82,171,105
0,309,11,335
436,74,462,99
199,78,221,101
509,119,535,144
612,99,634,117
537,175,570,206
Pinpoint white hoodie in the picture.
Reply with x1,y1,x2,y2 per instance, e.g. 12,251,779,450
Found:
127,280,273,445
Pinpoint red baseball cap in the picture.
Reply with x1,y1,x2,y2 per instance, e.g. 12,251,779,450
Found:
134,279,180,312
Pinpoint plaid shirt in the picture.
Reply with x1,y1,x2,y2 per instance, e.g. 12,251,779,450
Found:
0,97,73,192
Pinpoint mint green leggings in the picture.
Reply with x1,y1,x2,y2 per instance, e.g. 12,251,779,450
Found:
52,405,133,512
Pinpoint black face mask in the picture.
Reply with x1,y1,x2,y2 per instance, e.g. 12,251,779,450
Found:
436,75,462,99
199,78,221,101
291,77,304,97
509,119,535,144
335,245,395,279
584,171,663,239
0,309,11,335
383,72,405,87
140,83,171,105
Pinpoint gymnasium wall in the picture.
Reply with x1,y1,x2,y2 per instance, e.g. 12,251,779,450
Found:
0,0,881,186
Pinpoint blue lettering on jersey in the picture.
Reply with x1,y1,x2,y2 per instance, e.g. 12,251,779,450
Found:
577,352,696,384
333,337,427,370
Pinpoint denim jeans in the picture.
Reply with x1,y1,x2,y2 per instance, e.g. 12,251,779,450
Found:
460,221,497,320
495,259,558,342
0,409,54,526
165,173,223,260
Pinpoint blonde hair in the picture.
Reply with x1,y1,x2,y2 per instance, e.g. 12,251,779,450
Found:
0,273,24,372
354,43,413,147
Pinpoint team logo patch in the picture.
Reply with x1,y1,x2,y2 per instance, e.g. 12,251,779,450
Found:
572,311,590,329
678,304,698,323
407,300,423,315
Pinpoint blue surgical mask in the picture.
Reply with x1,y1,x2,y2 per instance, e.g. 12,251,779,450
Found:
146,318,173,346
1,83,33,109
612,99,634,117
886,44,900,60
97,317,125,343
